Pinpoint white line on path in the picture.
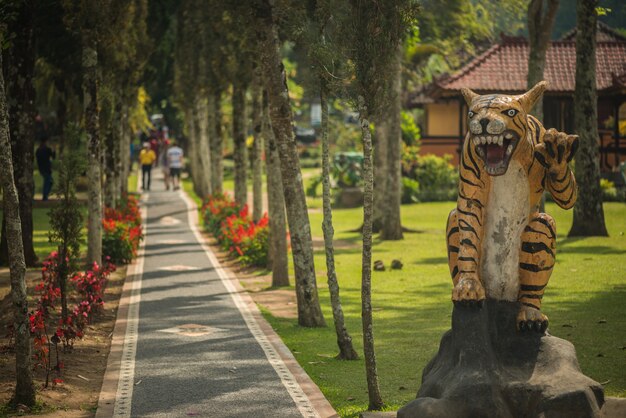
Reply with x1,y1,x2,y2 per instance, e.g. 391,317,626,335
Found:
111,200,147,418
179,190,321,418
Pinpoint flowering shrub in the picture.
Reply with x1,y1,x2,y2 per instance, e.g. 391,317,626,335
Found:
29,252,116,386
201,194,269,267
201,193,242,237
103,194,143,264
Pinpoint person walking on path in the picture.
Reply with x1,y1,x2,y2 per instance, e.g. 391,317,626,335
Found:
35,137,55,200
160,139,171,190
167,139,184,191
139,142,156,191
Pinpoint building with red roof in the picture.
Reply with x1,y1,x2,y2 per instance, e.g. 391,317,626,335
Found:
410,23,626,173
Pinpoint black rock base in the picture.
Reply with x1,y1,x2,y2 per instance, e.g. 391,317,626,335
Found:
398,300,604,418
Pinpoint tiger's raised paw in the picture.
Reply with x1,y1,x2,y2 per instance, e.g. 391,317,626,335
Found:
534,128,579,175
517,305,548,333
452,278,486,308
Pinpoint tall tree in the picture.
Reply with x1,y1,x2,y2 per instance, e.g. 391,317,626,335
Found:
379,45,404,240
232,85,248,206
527,0,559,122
251,70,264,222
320,80,358,360
173,0,209,198
308,0,358,360
210,89,224,193
568,0,608,236
262,90,289,286
372,120,388,232
0,0,38,267
79,0,103,266
346,0,419,409
0,47,36,408
254,0,326,327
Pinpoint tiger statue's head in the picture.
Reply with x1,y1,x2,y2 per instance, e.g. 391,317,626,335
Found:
461,81,547,176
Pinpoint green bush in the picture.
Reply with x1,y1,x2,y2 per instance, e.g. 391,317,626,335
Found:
402,150,458,202
102,221,136,264
401,110,421,146
402,177,420,204
600,178,626,202
306,174,323,197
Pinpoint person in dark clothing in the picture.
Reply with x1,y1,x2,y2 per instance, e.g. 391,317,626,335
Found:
35,138,56,200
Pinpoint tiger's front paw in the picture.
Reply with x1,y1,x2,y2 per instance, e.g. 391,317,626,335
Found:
534,128,579,175
517,305,548,333
452,277,486,308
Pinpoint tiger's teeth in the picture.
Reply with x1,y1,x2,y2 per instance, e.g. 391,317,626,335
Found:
505,133,513,139
507,144,513,155
473,137,479,145
487,136,492,144
480,136,487,144
498,136,503,146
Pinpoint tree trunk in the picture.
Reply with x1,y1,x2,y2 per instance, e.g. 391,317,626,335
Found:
380,46,403,241
262,90,289,287
251,76,264,222
0,51,36,408
118,100,130,195
196,96,213,198
233,84,248,207
210,90,223,194
372,118,388,233
321,82,358,360
358,97,384,410
0,0,38,267
118,102,129,196
104,102,118,208
83,32,102,266
568,0,608,237
527,0,559,122
256,2,326,327
185,108,199,195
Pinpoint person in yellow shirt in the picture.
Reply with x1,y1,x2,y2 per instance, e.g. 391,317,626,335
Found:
139,142,157,191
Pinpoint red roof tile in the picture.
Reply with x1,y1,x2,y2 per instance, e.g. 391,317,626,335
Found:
433,35,626,94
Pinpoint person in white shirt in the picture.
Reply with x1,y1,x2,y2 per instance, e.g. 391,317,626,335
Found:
166,140,184,191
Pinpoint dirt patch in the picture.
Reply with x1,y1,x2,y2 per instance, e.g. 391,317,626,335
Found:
200,232,298,319
0,265,126,417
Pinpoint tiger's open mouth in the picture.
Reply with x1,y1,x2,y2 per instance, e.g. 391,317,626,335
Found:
471,130,519,176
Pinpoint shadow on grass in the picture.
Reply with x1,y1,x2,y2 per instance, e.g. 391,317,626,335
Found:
558,245,626,255
414,256,448,265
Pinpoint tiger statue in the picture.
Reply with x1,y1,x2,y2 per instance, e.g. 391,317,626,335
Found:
446,81,579,333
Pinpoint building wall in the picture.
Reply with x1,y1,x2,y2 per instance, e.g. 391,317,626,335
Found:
420,139,461,165
426,102,461,136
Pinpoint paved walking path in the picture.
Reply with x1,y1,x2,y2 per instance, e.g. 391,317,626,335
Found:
97,174,335,418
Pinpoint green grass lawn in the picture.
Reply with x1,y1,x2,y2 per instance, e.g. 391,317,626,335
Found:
265,200,626,416
186,170,625,416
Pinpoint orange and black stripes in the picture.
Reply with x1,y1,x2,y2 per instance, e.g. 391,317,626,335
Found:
518,213,556,310
547,170,577,209
446,137,489,286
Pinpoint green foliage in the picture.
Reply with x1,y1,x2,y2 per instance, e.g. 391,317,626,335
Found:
401,110,420,146
330,100,362,151
405,0,527,88
306,174,323,197
402,148,458,201
600,178,626,202
128,86,153,134
48,124,85,272
332,152,364,188
102,222,135,264
401,177,420,204
345,0,420,116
